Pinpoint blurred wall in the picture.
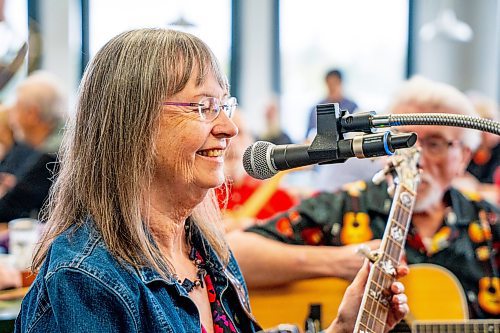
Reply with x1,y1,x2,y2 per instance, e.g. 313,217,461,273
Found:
38,0,80,109
238,0,275,131
32,0,499,120
412,0,499,100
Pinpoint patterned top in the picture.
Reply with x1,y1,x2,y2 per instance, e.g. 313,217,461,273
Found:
199,254,238,333
247,180,500,319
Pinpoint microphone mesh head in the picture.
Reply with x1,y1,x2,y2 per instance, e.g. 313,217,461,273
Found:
242,141,277,179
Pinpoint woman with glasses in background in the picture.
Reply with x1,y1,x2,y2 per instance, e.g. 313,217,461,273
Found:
15,29,408,333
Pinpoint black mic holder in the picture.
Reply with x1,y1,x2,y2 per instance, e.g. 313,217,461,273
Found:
308,103,417,165
308,103,345,163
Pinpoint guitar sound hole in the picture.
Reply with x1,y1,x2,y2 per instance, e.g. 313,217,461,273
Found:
390,320,411,333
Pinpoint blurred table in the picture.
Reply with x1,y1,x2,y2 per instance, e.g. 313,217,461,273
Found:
0,220,34,332
0,287,28,332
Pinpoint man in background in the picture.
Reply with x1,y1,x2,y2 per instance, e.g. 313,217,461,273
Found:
306,69,358,139
228,76,499,319
257,98,293,145
0,71,66,222
0,104,36,182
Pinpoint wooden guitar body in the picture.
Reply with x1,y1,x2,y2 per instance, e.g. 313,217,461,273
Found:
248,264,469,330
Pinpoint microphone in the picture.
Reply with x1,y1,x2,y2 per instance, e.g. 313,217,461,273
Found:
243,132,417,180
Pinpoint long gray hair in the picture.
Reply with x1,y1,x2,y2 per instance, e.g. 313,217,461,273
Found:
33,29,230,273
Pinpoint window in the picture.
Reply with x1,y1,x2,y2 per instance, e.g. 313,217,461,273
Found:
0,0,28,101
280,0,409,141
89,0,232,74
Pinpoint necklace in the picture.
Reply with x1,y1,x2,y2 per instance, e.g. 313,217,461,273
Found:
174,224,207,293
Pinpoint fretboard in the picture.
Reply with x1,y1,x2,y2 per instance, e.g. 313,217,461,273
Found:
354,183,416,333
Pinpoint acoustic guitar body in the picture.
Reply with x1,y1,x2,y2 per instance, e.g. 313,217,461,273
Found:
248,263,468,330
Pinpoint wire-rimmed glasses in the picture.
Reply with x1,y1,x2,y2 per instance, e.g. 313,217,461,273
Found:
163,96,237,121
419,135,462,158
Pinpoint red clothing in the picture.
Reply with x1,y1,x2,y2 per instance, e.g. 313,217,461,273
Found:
217,175,296,220
199,253,237,333
495,167,500,204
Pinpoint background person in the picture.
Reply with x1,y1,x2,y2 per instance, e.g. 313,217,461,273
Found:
228,76,499,319
0,71,66,222
305,68,358,140
453,92,499,204
465,92,499,184
0,105,14,163
0,104,36,197
257,97,293,145
300,68,379,193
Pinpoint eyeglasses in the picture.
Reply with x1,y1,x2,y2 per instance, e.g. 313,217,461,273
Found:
419,136,462,158
163,96,237,122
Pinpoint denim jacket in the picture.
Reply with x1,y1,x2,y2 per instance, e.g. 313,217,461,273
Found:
15,220,262,332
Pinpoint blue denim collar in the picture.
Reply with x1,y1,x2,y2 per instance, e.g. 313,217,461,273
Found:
136,218,227,286
136,265,173,285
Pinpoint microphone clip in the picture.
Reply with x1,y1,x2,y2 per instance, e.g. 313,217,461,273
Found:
308,103,346,164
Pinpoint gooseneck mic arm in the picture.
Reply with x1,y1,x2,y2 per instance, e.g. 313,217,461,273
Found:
341,112,500,135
